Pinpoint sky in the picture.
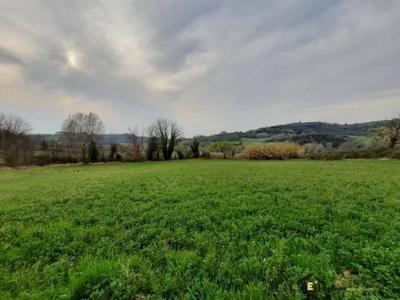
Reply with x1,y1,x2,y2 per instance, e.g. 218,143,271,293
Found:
1,1,400,137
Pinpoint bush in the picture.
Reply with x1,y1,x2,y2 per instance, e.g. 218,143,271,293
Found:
109,144,118,162
185,149,194,159
190,139,200,158
88,139,100,163
200,150,211,158
303,143,325,154
177,150,185,159
234,152,246,159
244,143,304,160
208,141,234,158
390,149,400,159
305,147,400,160
127,144,144,162
210,152,224,159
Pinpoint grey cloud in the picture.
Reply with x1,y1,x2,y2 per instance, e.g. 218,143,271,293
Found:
1,0,400,136
0,48,25,65
127,1,220,74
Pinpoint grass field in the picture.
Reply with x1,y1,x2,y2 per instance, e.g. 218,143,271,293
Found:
347,135,372,144
240,138,266,146
1,160,400,299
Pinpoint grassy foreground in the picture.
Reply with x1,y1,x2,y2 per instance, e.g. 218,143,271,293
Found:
1,160,400,299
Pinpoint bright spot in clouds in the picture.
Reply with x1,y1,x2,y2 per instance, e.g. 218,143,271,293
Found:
67,51,78,68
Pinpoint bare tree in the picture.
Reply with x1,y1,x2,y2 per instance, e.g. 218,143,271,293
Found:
147,118,183,161
0,113,34,166
61,112,105,162
127,125,144,162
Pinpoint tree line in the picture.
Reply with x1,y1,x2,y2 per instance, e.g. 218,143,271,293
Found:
0,112,192,167
0,111,399,167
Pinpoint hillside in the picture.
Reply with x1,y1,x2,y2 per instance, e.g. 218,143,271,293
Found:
200,120,388,141
251,120,389,136
193,120,388,148
32,120,388,149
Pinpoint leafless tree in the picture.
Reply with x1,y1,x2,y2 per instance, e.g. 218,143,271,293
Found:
0,113,34,166
61,112,105,161
126,125,145,162
147,118,183,160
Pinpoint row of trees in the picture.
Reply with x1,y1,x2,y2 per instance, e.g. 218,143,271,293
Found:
0,112,186,167
1,111,399,167
61,114,186,164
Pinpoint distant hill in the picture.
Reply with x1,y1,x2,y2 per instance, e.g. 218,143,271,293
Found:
250,120,389,136
190,120,389,149
198,120,388,141
32,120,388,149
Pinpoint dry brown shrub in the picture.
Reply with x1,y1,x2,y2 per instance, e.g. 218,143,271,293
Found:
244,143,304,160
234,152,246,159
127,144,144,162
200,150,211,158
210,152,224,159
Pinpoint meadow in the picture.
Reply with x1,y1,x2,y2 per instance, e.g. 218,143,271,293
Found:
1,160,400,299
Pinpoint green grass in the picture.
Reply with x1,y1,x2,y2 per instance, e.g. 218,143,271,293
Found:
240,138,266,146
347,135,372,144
1,160,400,299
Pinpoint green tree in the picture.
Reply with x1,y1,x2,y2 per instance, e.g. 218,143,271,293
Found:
369,114,400,148
190,138,200,158
147,136,159,161
109,143,118,162
208,141,234,158
88,139,100,163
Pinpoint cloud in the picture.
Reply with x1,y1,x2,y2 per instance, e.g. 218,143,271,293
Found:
0,0,399,136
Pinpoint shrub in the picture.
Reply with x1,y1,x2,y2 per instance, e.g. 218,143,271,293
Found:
305,147,400,160
88,139,100,163
210,152,224,159
234,152,246,159
303,143,325,154
200,150,211,158
390,149,400,159
127,144,144,162
244,143,304,160
177,150,185,159
147,136,159,161
190,139,200,158
185,149,194,159
208,141,234,158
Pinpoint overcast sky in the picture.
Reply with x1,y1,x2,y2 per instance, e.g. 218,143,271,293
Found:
1,1,400,137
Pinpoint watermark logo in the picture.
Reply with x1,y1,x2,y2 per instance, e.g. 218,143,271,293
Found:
298,274,346,299
298,274,374,299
